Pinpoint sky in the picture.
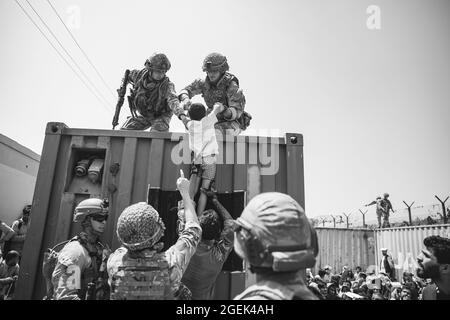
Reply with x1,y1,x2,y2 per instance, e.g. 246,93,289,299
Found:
1,0,449,219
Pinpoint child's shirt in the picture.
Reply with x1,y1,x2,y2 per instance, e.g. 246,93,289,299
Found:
187,112,219,160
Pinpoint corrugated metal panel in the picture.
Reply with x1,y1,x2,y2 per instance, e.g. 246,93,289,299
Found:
375,224,450,280
314,228,376,274
16,122,305,300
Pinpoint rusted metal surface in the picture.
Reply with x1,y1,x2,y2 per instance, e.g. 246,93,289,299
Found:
16,122,305,299
313,227,376,274
374,224,450,280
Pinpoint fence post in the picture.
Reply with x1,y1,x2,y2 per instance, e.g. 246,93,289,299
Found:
342,212,351,229
359,209,368,228
402,201,415,226
435,195,449,224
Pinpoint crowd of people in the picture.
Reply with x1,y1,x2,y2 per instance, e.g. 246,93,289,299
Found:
305,237,450,300
0,205,31,299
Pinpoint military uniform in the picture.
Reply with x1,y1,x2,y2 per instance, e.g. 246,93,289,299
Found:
179,53,250,136
51,232,109,300
107,202,201,300
380,197,394,228
121,53,184,131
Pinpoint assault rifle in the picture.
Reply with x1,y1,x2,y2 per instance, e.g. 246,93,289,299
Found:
112,69,130,130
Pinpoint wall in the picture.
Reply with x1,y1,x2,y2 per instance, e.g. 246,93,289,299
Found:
0,134,40,225
374,224,450,280
15,122,305,299
313,227,376,274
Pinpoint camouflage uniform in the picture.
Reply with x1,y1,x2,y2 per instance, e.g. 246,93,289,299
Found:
107,202,201,300
380,195,394,228
179,53,248,136
121,53,184,131
49,198,110,300
51,232,109,300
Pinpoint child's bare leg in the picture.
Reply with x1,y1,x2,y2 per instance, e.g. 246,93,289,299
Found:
189,173,201,199
196,178,212,216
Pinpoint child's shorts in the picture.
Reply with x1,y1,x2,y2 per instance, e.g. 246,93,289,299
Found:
200,155,217,181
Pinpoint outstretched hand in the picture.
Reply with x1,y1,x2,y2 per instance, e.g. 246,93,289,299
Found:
176,169,190,195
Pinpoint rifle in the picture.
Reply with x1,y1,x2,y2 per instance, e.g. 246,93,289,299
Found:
112,69,131,130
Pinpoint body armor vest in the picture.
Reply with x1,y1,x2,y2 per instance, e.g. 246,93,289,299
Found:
110,249,172,300
131,69,171,117
203,72,240,110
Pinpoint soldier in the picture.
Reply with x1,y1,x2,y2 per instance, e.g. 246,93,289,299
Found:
380,193,395,228
233,192,319,300
50,198,110,300
178,53,251,136
119,53,185,131
365,196,383,228
107,170,202,300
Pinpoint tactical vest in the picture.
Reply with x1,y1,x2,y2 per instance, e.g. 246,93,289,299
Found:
131,69,171,117
110,250,172,300
203,72,241,110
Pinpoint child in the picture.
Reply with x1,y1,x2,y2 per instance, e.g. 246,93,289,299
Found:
181,102,224,216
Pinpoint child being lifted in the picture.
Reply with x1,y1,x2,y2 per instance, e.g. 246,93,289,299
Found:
181,102,224,216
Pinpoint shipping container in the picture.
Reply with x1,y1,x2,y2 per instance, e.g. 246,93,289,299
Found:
15,122,305,300
374,224,450,280
313,227,376,274
0,134,40,226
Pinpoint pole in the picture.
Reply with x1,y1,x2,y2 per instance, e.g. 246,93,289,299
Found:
342,212,351,229
330,215,336,228
403,201,415,226
435,195,449,224
359,209,368,228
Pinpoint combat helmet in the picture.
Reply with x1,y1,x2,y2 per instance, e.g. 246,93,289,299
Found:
145,53,171,72
73,198,109,222
116,202,166,251
202,52,229,72
234,192,318,272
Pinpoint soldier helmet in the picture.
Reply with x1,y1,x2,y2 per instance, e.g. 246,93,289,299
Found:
116,202,166,251
202,52,229,72
234,192,318,272
73,198,109,222
145,53,171,72
383,193,389,198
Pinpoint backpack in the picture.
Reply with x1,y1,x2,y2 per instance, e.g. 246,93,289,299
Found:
109,249,172,300
42,239,73,299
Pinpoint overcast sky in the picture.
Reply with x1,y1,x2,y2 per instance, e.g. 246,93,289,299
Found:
1,0,449,218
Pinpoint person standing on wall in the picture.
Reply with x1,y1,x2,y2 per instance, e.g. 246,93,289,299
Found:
380,193,395,228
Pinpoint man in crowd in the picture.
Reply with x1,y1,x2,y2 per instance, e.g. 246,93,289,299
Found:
0,220,15,257
6,205,32,256
416,235,450,300
233,192,319,300
50,198,110,300
0,250,20,300
107,170,202,300
380,248,396,280
181,188,235,300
